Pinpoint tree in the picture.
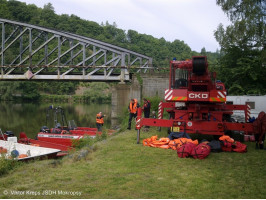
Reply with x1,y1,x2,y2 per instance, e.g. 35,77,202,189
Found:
0,81,20,101
200,47,207,56
43,3,54,12
0,0,12,19
214,0,266,95
19,82,40,101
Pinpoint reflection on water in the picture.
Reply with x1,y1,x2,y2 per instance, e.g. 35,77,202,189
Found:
0,102,112,139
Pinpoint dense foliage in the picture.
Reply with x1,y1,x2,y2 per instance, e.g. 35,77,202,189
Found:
214,0,266,95
0,0,221,101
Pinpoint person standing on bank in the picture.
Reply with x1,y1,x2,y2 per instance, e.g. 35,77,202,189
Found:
143,98,151,119
143,98,151,130
96,112,105,131
127,99,139,130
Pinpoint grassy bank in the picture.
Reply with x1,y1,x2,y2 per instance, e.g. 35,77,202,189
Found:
0,128,266,199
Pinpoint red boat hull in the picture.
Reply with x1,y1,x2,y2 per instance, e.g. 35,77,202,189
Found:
37,132,96,147
69,129,100,135
18,128,115,152
29,138,73,151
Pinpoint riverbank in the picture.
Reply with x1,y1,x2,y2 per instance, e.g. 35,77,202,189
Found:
0,82,112,103
0,94,111,104
39,94,111,103
0,127,265,199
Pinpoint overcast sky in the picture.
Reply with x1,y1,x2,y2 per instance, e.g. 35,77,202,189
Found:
19,0,231,52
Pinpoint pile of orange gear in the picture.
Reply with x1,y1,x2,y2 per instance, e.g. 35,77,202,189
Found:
143,136,198,150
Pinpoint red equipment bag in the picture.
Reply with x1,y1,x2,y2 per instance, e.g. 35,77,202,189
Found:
233,141,247,153
176,142,196,158
249,135,255,142
190,143,211,159
221,141,233,152
244,135,256,142
244,135,249,142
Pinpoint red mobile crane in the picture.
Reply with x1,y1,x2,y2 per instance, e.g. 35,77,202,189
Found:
136,56,258,143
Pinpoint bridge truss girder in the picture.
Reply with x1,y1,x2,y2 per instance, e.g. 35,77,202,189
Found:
0,18,153,81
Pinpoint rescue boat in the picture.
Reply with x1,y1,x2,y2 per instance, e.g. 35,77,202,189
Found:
16,106,115,151
36,126,100,147
33,105,102,148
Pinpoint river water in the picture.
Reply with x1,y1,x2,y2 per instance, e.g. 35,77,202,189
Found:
0,102,112,139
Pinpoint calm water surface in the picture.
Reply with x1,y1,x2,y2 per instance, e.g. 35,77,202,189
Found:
0,102,112,139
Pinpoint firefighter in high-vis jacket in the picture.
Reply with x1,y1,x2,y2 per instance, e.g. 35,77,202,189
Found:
127,99,139,130
96,112,105,131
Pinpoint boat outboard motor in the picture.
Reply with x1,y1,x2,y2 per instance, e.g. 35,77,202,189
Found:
55,123,61,129
4,131,14,137
40,126,50,133
4,131,17,142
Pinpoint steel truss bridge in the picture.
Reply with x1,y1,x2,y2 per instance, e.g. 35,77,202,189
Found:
0,18,153,82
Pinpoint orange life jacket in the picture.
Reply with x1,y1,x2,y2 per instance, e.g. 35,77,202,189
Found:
219,135,234,143
150,137,170,147
174,138,198,149
168,140,177,150
96,113,104,124
143,136,170,149
143,135,158,146
129,99,138,113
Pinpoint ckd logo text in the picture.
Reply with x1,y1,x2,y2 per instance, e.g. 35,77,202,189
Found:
188,93,208,99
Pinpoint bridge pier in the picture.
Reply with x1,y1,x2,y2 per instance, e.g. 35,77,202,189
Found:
111,83,130,128
111,83,130,119
111,73,168,128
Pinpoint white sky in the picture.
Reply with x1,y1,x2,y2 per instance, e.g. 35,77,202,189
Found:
19,0,231,52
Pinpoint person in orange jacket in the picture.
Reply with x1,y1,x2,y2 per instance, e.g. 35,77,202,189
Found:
127,99,139,130
96,112,105,131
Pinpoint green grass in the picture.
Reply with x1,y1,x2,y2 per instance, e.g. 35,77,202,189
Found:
0,128,266,199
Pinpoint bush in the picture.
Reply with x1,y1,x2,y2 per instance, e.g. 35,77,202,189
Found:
0,157,17,176
72,136,94,150
118,106,131,131
73,131,108,150
147,96,163,113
